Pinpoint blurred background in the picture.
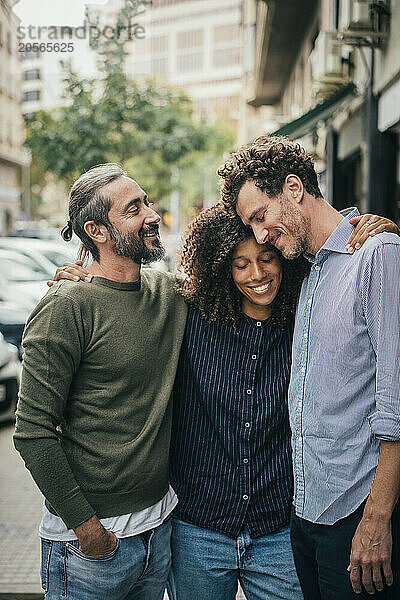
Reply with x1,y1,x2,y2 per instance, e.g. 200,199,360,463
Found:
0,0,400,597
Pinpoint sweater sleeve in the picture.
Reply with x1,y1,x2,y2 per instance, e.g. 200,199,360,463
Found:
13,288,96,529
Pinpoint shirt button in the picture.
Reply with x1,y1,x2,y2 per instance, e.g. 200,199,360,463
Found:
243,458,249,464
256,321,262,327
243,494,249,500
244,422,250,428
315,265,321,271
303,333,307,339
308,298,312,305
246,389,252,395
301,367,305,374
251,354,257,360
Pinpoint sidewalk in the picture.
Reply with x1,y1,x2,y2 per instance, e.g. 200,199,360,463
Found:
0,423,43,599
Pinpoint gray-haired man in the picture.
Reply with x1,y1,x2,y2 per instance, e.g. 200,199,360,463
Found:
14,164,187,600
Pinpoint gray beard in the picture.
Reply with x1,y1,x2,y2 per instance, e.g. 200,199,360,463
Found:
109,225,166,265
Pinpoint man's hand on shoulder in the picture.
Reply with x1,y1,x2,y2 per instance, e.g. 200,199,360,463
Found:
74,515,117,557
47,260,93,287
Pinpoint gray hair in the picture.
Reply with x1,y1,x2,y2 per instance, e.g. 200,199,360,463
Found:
61,163,126,261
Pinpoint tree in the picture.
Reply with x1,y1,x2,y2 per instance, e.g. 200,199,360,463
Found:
24,0,212,203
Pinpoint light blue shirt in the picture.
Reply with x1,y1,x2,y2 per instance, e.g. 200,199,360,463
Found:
289,208,400,525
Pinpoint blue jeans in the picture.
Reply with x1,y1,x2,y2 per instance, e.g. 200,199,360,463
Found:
40,519,171,600
167,517,303,600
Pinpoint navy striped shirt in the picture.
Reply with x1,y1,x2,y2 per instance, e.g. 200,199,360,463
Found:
170,307,294,538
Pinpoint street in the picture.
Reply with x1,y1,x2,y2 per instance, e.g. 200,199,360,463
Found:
0,423,245,600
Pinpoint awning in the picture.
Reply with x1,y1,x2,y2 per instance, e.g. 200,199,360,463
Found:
250,0,319,106
271,83,357,139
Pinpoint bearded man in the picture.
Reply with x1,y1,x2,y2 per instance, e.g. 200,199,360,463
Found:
219,136,400,600
13,163,187,600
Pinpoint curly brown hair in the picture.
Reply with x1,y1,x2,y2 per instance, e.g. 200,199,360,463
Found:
175,203,309,327
217,135,322,210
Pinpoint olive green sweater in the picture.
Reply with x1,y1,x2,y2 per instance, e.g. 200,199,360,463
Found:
14,269,187,530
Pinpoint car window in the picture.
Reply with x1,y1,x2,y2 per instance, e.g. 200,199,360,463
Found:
0,258,46,282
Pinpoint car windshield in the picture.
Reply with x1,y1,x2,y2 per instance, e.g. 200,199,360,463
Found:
0,257,47,282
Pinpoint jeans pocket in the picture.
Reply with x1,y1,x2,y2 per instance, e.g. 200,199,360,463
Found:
40,539,52,593
66,537,120,562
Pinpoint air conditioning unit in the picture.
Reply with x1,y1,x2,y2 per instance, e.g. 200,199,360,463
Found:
311,32,345,81
340,0,371,31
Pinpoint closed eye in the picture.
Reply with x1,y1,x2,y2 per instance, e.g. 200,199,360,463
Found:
128,199,153,215
255,213,265,223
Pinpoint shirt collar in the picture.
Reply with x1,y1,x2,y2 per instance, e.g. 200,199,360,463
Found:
304,207,359,264
319,207,359,255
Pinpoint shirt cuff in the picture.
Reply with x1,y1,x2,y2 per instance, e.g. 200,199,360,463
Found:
368,411,400,441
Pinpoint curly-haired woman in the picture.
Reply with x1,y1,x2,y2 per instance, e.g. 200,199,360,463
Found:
168,203,307,600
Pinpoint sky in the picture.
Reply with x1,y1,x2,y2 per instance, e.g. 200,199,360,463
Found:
14,1,109,27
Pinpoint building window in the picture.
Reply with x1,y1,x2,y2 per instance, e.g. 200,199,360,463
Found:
133,35,169,57
24,69,41,81
130,61,150,77
150,35,169,54
213,24,240,44
213,47,240,68
177,29,203,50
151,57,168,75
23,49,40,60
24,90,41,102
177,52,203,73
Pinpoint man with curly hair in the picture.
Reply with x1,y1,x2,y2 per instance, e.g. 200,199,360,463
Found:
218,136,400,599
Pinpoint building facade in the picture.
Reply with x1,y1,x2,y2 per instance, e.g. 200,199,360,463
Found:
246,0,399,220
123,0,246,135
20,29,98,116
0,0,25,235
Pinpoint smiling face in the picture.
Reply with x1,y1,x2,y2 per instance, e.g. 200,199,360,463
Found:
231,236,282,320
236,180,310,260
105,176,165,264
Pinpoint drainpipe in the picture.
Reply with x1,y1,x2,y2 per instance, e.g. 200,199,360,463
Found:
364,46,381,214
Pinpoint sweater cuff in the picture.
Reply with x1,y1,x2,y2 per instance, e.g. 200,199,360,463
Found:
46,491,96,530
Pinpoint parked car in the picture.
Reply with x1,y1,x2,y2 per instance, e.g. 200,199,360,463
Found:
0,251,49,337
0,299,30,359
0,249,48,312
12,225,80,245
0,332,21,423
0,237,79,279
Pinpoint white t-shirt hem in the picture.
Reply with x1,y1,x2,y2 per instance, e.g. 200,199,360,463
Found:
39,485,178,541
